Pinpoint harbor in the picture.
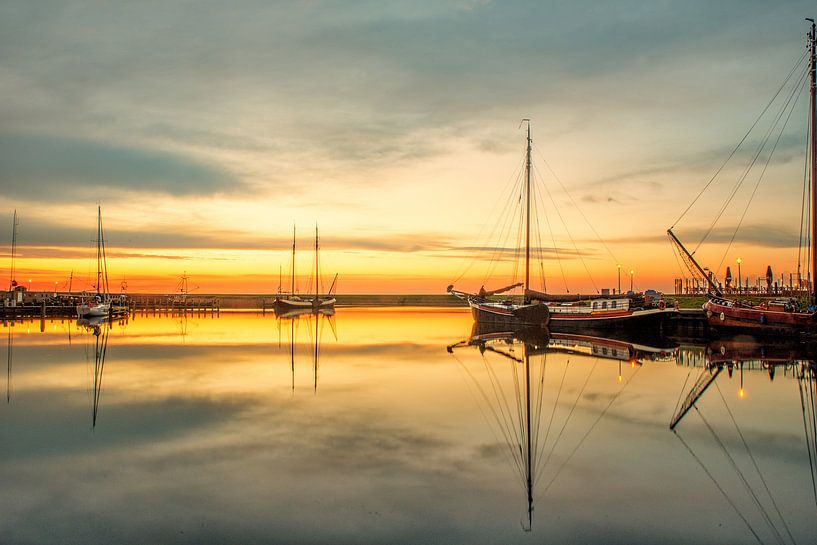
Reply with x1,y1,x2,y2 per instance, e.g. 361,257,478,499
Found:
4,4,817,545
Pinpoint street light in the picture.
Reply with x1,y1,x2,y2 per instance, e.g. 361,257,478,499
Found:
629,269,634,293
737,257,742,296
28,279,32,291
617,264,621,294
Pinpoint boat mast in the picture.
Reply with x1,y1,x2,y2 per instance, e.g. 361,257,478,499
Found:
291,225,296,296
524,119,532,293
8,209,18,291
96,206,102,296
315,224,319,301
809,18,817,304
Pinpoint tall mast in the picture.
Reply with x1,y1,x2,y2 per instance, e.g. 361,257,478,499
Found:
809,18,817,304
96,206,102,296
9,209,18,291
524,119,532,293
315,225,319,300
291,225,296,296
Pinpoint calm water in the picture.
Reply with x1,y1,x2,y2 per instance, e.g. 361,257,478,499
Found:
1,308,815,545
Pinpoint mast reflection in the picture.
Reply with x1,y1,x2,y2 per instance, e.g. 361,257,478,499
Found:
275,307,335,393
671,336,817,543
448,323,661,531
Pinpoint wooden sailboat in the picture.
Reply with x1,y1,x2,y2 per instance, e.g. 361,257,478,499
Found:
275,226,337,313
448,121,675,330
669,21,817,334
77,206,111,318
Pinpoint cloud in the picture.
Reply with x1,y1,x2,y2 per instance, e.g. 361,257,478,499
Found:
0,133,239,201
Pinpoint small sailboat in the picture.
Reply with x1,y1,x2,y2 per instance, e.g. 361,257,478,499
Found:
669,20,817,334
448,121,674,330
275,225,337,313
77,206,111,318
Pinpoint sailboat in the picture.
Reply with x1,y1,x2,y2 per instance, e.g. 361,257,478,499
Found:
448,121,675,330
77,206,111,318
668,20,817,334
275,225,337,313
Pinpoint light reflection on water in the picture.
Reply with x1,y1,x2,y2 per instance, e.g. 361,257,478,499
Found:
1,308,815,545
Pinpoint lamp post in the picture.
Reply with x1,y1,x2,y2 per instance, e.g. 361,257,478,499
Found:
737,257,742,296
28,279,32,291
629,269,634,293
617,264,621,294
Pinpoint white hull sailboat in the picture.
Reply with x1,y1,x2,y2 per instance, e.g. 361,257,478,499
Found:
77,206,111,319
275,225,337,313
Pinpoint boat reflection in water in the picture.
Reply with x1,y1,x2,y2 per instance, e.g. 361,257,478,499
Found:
450,321,817,535
77,315,128,429
447,322,663,531
274,306,336,393
672,336,817,545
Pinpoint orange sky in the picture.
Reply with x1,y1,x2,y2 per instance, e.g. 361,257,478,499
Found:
1,2,814,294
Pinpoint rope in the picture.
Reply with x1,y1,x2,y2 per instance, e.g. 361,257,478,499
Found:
712,65,809,276
673,430,765,545
541,365,642,494
672,48,809,229
534,146,620,265
697,407,787,545
715,381,797,545
535,359,598,484
699,62,809,258
450,153,526,285
533,162,599,293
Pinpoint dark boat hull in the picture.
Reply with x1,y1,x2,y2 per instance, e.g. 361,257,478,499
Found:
470,301,550,327
546,308,676,333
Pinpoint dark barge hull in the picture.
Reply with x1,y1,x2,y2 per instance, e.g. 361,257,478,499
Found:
546,309,677,334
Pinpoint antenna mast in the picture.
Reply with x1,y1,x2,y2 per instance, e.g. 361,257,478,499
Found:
808,18,817,304
9,210,18,291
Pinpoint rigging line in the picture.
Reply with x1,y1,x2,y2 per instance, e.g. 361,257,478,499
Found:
697,63,810,256
533,146,620,265
452,352,527,486
535,358,570,479
806,366,817,504
797,369,817,508
797,118,811,279
479,351,529,481
697,406,787,545
542,365,643,494
673,430,765,545
452,153,528,285
535,359,598,483
672,49,809,229
533,165,569,292
533,162,599,293
469,155,526,286
713,67,810,278
531,353,549,473
485,168,527,284
714,381,797,545
483,354,529,482
672,368,695,423
531,180,548,292
512,356,526,454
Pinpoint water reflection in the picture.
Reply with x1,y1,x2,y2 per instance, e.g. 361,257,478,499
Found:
448,322,817,540
2,309,817,544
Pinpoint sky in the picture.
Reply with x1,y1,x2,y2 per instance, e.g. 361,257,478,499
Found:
0,0,815,294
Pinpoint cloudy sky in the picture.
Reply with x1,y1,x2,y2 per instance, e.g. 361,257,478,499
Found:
0,0,814,293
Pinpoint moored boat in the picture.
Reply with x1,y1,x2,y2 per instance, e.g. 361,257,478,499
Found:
669,21,817,335
448,121,674,330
